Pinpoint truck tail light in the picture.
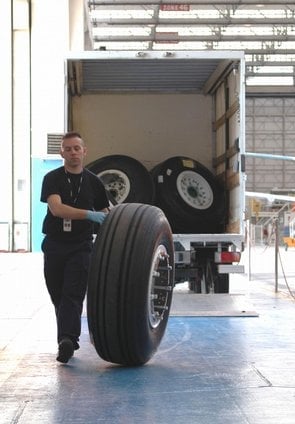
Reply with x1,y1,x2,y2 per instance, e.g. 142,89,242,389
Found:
215,251,241,264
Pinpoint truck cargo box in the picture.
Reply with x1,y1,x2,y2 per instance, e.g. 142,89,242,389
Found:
65,50,246,293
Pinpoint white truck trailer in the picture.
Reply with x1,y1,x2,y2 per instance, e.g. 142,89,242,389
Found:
64,50,246,294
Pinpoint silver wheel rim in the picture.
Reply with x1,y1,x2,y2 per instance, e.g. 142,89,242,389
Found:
148,244,172,329
176,170,213,209
98,169,131,203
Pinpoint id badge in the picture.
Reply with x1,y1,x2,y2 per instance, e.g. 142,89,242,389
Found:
63,219,72,232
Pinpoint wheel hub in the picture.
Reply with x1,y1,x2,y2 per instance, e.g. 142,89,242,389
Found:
148,245,173,329
98,169,131,203
176,170,213,209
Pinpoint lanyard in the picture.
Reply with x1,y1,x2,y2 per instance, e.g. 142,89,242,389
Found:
65,170,83,204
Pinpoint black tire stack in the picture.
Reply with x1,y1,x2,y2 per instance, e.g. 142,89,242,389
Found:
86,154,226,233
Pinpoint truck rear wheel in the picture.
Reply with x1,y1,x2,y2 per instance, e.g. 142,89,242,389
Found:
87,203,175,366
187,256,229,293
86,155,155,204
214,274,229,293
151,156,226,233
203,259,229,293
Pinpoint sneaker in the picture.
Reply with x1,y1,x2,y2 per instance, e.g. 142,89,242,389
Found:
56,338,74,363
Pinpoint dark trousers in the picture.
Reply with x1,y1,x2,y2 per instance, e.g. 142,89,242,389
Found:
41,236,93,347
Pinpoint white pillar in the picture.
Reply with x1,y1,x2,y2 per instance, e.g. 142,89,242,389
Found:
0,2,13,249
12,0,31,251
30,0,70,157
69,0,89,51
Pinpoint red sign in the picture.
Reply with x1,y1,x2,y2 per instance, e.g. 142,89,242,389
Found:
160,4,190,12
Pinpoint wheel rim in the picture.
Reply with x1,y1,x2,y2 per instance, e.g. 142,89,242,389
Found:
148,244,173,329
176,170,213,209
98,169,131,203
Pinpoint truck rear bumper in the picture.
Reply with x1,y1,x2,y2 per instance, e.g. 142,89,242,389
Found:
217,264,245,274
173,233,244,251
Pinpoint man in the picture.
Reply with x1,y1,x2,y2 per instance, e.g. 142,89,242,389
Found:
41,132,109,364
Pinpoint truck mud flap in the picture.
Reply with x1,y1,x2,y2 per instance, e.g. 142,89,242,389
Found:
86,154,155,205
151,156,226,233
87,203,175,366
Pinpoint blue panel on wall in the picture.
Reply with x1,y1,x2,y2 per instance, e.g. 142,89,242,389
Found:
31,158,63,252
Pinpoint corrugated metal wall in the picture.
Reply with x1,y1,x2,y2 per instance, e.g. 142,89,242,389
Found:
246,97,295,193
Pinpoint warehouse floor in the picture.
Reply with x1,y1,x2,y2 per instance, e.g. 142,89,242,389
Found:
1,247,295,424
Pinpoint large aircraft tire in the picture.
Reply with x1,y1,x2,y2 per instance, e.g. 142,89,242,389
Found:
151,156,226,233
87,203,175,366
86,155,155,204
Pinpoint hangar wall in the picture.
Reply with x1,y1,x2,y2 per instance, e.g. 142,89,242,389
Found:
246,97,295,193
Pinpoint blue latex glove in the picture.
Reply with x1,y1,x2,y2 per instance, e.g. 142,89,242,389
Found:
86,210,107,225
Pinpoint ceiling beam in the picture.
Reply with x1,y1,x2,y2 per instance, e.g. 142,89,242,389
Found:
93,34,295,42
246,72,294,77
92,43,295,56
92,18,295,25
89,0,295,5
246,86,295,95
244,49,295,54
246,61,295,66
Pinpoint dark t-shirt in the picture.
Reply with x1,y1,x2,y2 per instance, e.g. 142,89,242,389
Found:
40,166,109,242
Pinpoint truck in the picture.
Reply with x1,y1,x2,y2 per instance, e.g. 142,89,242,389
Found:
63,50,246,294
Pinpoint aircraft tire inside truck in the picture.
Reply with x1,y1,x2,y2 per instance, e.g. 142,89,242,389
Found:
86,155,155,205
87,203,175,366
151,156,226,233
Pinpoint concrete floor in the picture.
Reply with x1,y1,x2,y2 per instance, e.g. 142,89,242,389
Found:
1,247,295,424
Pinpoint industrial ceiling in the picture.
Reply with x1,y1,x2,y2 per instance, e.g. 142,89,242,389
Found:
85,0,295,87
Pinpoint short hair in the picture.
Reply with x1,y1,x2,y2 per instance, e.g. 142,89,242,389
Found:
61,132,85,149
62,131,82,140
